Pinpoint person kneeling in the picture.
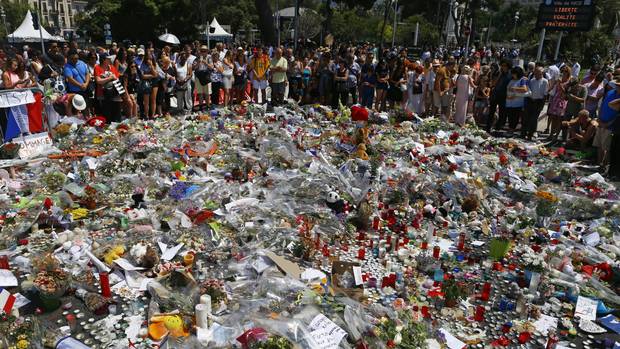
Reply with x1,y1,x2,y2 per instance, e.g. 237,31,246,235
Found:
562,110,597,150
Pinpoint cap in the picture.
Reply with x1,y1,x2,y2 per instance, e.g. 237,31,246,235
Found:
137,48,145,55
71,94,87,111
87,116,107,127
99,52,110,61
432,59,441,67
200,45,208,51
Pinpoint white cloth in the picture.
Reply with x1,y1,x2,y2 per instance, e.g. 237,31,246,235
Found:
572,62,581,79
454,74,470,126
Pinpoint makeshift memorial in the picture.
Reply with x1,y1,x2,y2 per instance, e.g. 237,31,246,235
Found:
0,102,618,349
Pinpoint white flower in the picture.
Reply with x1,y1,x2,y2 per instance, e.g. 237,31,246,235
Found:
394,332,403,345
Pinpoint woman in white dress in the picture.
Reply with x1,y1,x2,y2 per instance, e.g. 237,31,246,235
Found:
406,65,425,115
453,65,476,126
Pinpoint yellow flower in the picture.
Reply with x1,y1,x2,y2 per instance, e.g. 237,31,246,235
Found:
92,136,103,144
71,208,89,220
16,339,29,349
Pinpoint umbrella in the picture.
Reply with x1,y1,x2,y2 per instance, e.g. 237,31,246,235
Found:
158,33,180,45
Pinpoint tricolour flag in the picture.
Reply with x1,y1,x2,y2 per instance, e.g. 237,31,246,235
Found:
0,288,16,314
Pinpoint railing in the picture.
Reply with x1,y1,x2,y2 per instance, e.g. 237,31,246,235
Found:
0,86,48,144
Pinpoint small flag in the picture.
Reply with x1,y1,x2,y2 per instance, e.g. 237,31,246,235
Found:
0,288,16,314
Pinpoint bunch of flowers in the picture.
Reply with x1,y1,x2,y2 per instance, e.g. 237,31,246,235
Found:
40,171,66,192
177,233,207,253
0,143,21,159
237,328,293,349
32,255,69,297
535,190,559,217
199,278,228,304
373,310,428,348
517,246,546,273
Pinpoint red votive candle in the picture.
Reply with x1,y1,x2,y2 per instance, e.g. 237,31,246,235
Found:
433,246,440,259
357,248,365,260
474,305,485,322
99,272,111,298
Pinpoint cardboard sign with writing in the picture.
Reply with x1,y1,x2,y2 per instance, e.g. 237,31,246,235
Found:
12,132,53,159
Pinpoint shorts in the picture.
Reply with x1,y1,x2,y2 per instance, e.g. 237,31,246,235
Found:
593,127,612,151
195,81,210,95
440,91,452,108
222,75,233,89
252,79,268,90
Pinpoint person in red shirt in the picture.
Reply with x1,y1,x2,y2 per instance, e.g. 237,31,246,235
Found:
94,53,123,123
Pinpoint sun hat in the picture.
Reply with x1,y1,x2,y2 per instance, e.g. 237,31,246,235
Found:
71,94,87,111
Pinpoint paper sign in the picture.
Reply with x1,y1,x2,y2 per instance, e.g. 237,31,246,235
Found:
251,257,271,274
533,314,558,336
438,329,466,349
13,293,31,308
582,232,600,246
307,314,347,349
265,251,301,279
0,90,35,108
0,270,18,287
352,266,363,286
301,268,327,282
574,296,598,321
12,132,54,159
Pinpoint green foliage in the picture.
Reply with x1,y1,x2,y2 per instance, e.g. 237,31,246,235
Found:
0,0,33,39
488,238,511,261
442,278,464,302
331,8,381,43
397,15,441,47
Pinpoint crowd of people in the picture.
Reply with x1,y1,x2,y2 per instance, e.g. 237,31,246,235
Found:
1,40,620,178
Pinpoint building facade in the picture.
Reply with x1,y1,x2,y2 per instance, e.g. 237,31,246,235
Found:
11,0,87,37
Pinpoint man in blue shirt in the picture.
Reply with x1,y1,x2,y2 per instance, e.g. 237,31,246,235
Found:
594,78,620,168
63,49,90,95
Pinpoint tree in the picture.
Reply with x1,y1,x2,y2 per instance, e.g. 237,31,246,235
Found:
297,9,323,40
0,0,33,40
255,0,276,45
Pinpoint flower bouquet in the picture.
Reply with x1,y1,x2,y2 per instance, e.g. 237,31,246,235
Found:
0,143,21,159
535,190,558,226
237,328,293,349
32,255,70,311
372,310,428,348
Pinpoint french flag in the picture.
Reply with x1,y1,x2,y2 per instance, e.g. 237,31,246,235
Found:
0,288,15,314
1,92,44,142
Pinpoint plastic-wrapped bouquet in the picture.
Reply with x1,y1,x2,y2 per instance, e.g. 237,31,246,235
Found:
535,190,558,217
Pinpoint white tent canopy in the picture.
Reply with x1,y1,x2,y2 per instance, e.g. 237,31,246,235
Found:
8,10,64,42
207,18,232,38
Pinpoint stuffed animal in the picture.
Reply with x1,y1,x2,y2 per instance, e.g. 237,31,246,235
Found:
326,191,346,214
351,105,369,123
356,144,369,160
103,245,125,265
354,127,370,145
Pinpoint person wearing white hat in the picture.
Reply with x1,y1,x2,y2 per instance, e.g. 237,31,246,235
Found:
53,93,86,117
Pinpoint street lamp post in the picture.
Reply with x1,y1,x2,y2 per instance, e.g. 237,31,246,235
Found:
512,11,520,42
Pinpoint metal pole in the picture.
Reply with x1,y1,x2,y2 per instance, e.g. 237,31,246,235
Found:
293,0,300,50
414,22,419,46
465,25,470,58
37,0,45,56
536,28,545,62
554,31,563,61
276,0,280,47
486,16,491,47
391,0,398,47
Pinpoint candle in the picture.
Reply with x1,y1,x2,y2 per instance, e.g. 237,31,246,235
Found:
200,294,212,313
421,241,428,250
184,253,195,266
0,255,9,269
474,305,485,322
357,248,366,260
195,304,210,328
372,217,381,230
457,232,465,251
421,306,430,318
99,272,111,298
433,246,440,259
481,282,491,301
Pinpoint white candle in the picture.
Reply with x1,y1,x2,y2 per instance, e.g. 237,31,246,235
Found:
195,304,210,329
199,294,212,314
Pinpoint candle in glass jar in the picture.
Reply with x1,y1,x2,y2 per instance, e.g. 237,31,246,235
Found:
474,305,485,322
357,248,366,260
99,272,111,298
481,282,491,301
433,246,440,259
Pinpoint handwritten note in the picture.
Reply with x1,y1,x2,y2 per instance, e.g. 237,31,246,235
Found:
575,296,598,321
307,314,347,349
0,90,35,108
12,132,54,159
0,270,18,287
534,314,558,336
